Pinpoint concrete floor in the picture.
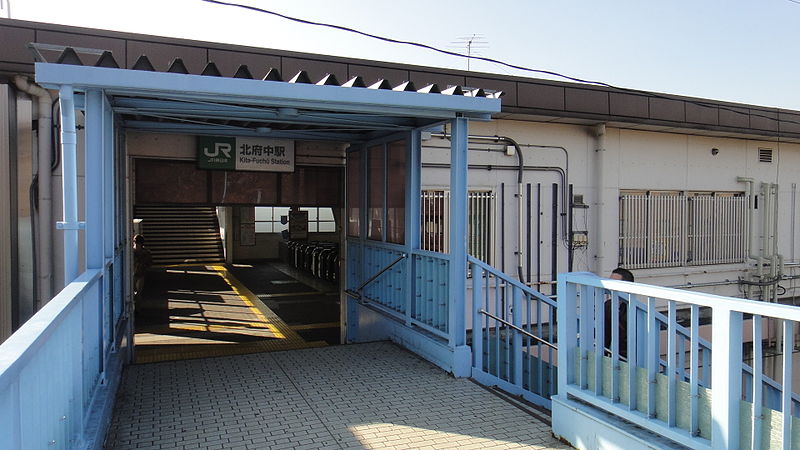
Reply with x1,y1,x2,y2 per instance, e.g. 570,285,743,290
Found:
105,342,567,449
133,265,326,364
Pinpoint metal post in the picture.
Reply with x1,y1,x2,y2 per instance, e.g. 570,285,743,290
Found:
512,287,523,386
472,262,483,371
103,94,115,349
85,90,104,270
448,117,468,348
711,307,743,450
557,275,577,391
405,131,421,326
85,89,107,378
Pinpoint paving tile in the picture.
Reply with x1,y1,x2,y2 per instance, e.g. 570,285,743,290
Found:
106,342,564,449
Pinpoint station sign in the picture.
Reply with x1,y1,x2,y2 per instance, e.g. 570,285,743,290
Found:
197,136,295,172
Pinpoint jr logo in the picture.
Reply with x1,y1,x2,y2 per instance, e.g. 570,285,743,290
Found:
204,143,232,159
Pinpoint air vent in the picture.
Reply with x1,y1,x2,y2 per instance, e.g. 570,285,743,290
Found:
759,148,773,163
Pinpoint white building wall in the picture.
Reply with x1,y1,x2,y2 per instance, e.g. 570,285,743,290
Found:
423,118,800,301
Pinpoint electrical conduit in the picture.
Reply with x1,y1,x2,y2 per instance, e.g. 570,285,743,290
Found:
13,76,53,307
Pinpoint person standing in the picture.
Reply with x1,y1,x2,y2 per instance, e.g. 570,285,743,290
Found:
605,267,634,358
133,234,152,302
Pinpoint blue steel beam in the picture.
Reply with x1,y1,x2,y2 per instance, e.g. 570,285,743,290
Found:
121,120,365,141
111,98,416,130
35,63,499,121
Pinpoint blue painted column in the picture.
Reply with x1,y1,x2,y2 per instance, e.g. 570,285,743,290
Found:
405,131,421,325
85,89,105,270
85,89,107,377
448,117,470,376
102,95,116,351
57,85,80,284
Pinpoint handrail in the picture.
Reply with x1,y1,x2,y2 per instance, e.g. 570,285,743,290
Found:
478,309,557,349
0,269,102,386
468,255,556,307
567,272,800,320
356,253,407,292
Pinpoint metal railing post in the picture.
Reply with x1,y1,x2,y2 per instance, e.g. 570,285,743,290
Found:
557,274,576,392
472,263,483,371
512,287,523,386
711,307,743,450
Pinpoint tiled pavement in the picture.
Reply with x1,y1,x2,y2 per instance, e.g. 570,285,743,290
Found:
105,342,568,449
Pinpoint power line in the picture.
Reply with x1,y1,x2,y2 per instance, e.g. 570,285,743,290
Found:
201,0,800,131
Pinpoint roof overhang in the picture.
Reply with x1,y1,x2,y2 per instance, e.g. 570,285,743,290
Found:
35,62,501,142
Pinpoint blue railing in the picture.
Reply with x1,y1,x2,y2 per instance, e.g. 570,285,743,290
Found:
412,250,449,336
0,269,107,449
346,240,450,339
469,256,558,408
624,291,800,417
556,272,800,449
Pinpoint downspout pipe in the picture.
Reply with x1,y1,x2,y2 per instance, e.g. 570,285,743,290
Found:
503,136,526,283
737,176,765,300
736,177,759,259
13,76,53,308
771,183,783,303
432,133,526,281
593,124,606,274
58,85,80,284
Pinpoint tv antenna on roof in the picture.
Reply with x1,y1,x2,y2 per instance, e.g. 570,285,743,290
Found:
450,34,488,71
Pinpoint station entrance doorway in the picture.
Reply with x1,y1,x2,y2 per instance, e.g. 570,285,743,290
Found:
129,136,346,363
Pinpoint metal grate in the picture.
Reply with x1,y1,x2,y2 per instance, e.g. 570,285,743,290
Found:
421,190,494,263
619,191,746,269
759,148,773,163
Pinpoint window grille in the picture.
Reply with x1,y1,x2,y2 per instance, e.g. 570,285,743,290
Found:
619,191,746,269
421,190,494,263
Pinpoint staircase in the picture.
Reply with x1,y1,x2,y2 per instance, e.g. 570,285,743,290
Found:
134,205,225,265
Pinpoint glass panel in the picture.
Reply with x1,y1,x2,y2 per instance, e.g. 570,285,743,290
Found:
254,206,272,221
386,140,406,244
303,207,319,221
347,151,361,237
318,208,334,221
274,206,290,217
320,222,336,232
274,222,288,233
368,145,384,241
309,222,318,232
255,222,272,233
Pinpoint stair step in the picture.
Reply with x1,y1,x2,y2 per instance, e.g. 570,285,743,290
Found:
135,205,224,265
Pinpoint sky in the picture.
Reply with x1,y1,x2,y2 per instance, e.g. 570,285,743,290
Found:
6,0,800,110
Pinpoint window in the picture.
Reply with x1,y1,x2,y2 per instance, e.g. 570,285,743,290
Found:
346,150,361,237
386,140,407,244
421,190,494,263
349,139,407,244
304,207,336,232
254,206,335,233
255,206,289,233
619,191,746,269
367,144,385,241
